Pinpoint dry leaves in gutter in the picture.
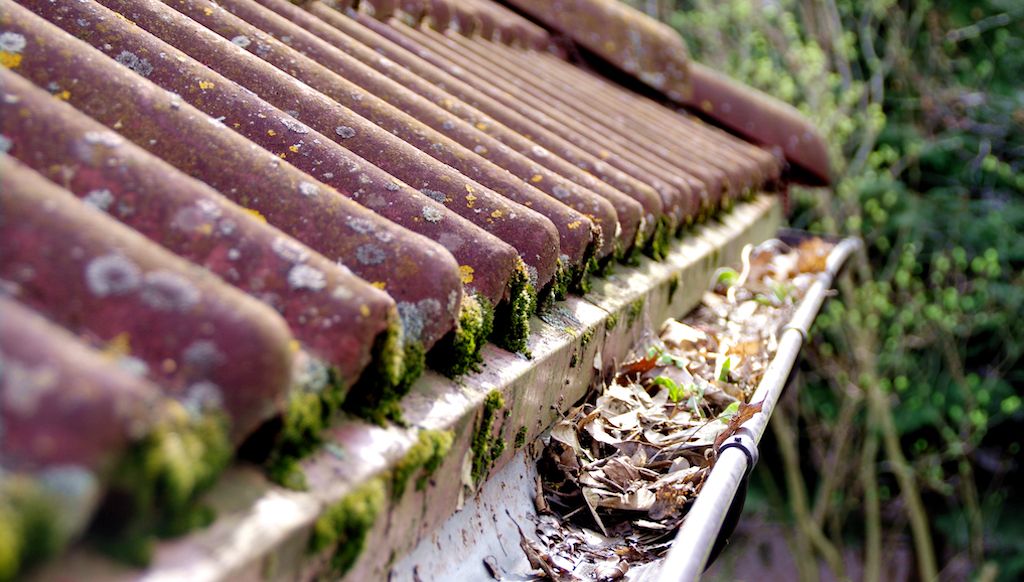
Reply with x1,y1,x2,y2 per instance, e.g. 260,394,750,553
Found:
510,237,834,581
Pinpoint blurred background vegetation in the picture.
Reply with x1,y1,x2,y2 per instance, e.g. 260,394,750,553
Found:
631,0,1023,579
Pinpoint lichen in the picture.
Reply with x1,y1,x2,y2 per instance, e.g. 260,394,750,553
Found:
493,260,536,355
391,429,454,500
309,477,386,577
471,390,507,484
428,294,494,378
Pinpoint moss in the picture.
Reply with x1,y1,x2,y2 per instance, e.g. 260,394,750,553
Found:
266,455,308,492
493,260,536,355
627,298,646,327
391,429,455,500
0,475,64,581
538,259,570,310
309,477,386,577
429,294,494,378
514,426,528,449
667,273,681,303
570,252,601,294
580,328,595,351
645,216,674,261
93,408,232,563
344,321,425,426
605,312,619,331
470,390,507,484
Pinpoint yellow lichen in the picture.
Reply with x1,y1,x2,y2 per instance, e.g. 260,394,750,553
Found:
371,281,386,290
55,90,70,101
267,129,277,137
530,174,543,183
0,52,22,69
459,265,475,284
466,193,477,208
198,80,215,90
102,333,132,359
288,145,299,153
567,220,582,230
359,304,370,317
242,207,266,223
490,209,503,219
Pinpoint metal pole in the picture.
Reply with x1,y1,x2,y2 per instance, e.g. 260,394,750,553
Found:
656,237,861,581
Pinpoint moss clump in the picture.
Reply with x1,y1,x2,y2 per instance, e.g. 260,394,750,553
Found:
514,426,528,449
309,477,386,577
580,328,595,351
0,475,64,581
645,216,674,261
391,429,455,500
667,273,681,303
429,294,494,378
493,260,536,355
605,312,619,331
538,259,571,309
94,408,232,562
627,298,646,327
571,253,601,294
344,321,426,426
471,390,507,484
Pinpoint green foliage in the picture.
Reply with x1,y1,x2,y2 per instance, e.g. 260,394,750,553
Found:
662,0,1024,577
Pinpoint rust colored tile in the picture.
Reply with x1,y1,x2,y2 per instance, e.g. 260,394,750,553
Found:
3,0,464,349
198,0,619,264
301,1,667,248
0,68,395,387
0,156,294,444
162,0,602,270
89,0,559,292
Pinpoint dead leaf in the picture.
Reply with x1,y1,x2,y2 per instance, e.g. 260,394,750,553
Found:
713,401,764,451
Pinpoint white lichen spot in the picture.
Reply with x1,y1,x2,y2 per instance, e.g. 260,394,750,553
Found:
280,116,310,134
0,134,11,154
83,188,114,211
183,340,224,374
552,185,570,200
358,173,372,185
298,181,319,197
355,243,386,266
331,285,354,300
83,131,124,148
0,32,26,54
385,181,401,192
114,50,154,78
442,120,455,131
231,35,252,48
422,205,443,223
182,381,224,417
139,271,200,312
374,230,393,243
85,254,141,296
472,145,487,155
271,236,309,263
227,248,241,261
531,145,549,158
346,217,375,235
116,356,149,378
334,125,356,139
288,264,326,291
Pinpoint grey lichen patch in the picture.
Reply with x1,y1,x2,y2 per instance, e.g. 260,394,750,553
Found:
396,298,441,344
420,188,447,204
298,181,319,197
470,390,506,485
355,243,386,266
309,477,386,577
139,271,200,312
114,51,154,78
334,125,356,139
0,31,26,54
0,135,12,154
428,294,494,378
83,189,114,212
421,205,443,223
272,236,309,263
391,429,454,500
287,264,326,291
230,35,252,49
280,116,310,135
85,254,141,297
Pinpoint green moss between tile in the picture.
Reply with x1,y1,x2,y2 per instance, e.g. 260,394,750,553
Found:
514,426,528,449
0,475,63,582
429,294,494,378
309,477,386,577
493,260,536,355
391,429,455,500
471,390,507,484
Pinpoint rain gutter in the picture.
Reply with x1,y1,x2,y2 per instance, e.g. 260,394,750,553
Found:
655,235,862,582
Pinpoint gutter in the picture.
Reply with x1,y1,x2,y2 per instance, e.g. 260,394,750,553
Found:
655,235,862,581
